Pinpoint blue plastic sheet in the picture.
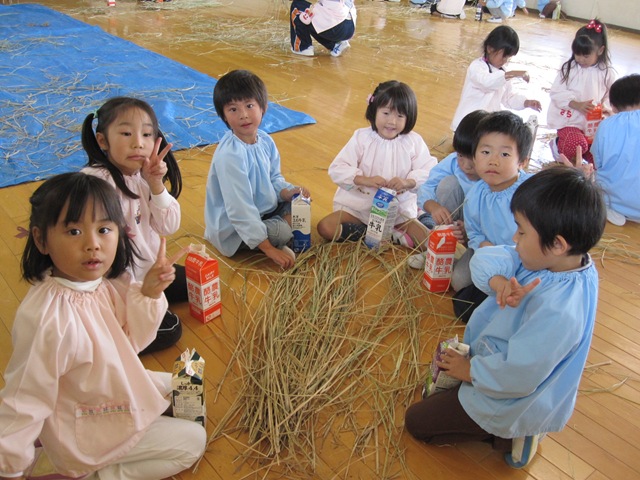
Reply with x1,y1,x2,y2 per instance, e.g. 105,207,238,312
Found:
0,4,315,187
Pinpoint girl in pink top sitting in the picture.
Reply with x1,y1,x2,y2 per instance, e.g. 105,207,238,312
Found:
317,80,437,247
0,173,205,480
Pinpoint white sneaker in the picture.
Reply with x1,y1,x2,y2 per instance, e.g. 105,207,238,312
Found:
330,40,350,57
606,208,626,226
539,13,546,18
391,228,415,248
291,46,314,57
408,252,426,270
487,16,503,23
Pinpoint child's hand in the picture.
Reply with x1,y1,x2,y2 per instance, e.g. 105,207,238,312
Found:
260,241,295,270
436,348,472,383
429,204,453,225
491,275,540,309
559,146,594,179
281,186,311,202
386,177,415,193
355,175,387,189
142,137,172,195
452,220,468,245
569,100,595,115
141,238,189,299
524,99,542,112
505,70,529,82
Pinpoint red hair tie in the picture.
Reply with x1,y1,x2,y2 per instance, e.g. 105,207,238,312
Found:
586,20,602,33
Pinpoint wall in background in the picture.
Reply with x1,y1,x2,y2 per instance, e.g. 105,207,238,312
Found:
525,0,640,31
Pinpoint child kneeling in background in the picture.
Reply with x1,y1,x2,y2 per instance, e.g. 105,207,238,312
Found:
405,166,606,469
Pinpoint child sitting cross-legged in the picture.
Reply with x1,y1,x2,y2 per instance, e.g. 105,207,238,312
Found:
405,166,607,469
204,70,310,270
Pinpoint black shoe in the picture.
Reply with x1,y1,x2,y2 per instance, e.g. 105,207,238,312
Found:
139,310,182,355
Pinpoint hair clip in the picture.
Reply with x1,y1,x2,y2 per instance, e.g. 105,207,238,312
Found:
14,226,29,239
586,19,602,33
367,94,375,104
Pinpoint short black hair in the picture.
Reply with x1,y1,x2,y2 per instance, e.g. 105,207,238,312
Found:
483,25,520,59
21,172,139,282
511,166,606,255
609,74,640,111
453,110,489,157
365,80,418,135
213,70,268,128
472,111,532,163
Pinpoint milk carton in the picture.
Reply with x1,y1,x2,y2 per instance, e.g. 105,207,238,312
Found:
185,245,221,324
291,193,311,253
422,225,457,293
364,187,399,249
172,348,206,427
424,336,470,397
585,103,603,144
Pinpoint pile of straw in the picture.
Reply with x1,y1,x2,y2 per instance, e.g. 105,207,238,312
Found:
208,242,459,478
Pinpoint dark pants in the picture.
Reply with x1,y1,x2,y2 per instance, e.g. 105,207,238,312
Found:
290,0,355,52
165,264,188,303
405,384,511,451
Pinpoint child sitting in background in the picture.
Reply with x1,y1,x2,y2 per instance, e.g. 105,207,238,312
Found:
0,173,205,480
405,166,606,469
81,96,184,355
408,110,488,270
204,70,310,270
547,19,616,164
452,111,532,322
592,74,640,226
317,80,436,247
450,25,541,132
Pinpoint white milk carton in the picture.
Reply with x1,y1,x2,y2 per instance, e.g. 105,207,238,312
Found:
525,114,538,160
172,348,206,427
291,193,311,253
424,335,470,397
364,187,399,249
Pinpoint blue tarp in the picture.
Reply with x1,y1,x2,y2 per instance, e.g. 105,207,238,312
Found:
0,4,315,187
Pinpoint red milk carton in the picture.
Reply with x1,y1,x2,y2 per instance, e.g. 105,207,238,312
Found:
422,225,457,293
185,245,221,323
585,103,603,145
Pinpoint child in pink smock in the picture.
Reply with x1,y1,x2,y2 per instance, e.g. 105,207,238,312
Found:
317,80,437,248
0,173,205,480
81,97,184,354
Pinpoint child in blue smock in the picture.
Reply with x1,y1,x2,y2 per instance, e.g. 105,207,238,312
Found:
451,111,533,323
408,110,488,270
204,70,311,270
405,166,606,469
592,74,640,226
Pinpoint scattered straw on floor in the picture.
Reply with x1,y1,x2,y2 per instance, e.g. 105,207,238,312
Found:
201,241,459,478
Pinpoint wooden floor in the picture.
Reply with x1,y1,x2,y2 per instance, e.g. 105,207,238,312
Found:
1,1,640,479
